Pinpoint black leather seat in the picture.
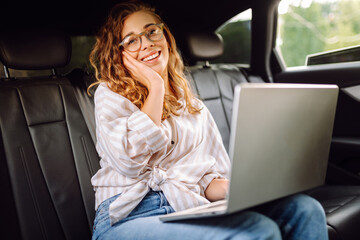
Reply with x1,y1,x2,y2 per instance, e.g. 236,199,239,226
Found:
2,27,360,240
184,32,360,240
0,30,100,240
307,185,360,240
184,33,248,151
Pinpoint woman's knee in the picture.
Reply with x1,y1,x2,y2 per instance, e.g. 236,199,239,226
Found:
288,194,326,220
264,194,328,239
237,211,282,240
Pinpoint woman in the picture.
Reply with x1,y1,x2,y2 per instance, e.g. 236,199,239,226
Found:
89,1,328,239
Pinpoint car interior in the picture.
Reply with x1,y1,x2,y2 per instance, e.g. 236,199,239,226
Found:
1,0,360,239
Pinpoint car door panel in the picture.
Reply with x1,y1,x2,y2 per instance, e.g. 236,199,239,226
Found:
274,62,360,185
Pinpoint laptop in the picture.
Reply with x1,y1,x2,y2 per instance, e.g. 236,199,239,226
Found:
159,83,339,222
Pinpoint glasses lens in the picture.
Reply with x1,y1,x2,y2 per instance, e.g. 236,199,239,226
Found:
121,24,163,52
123,35,140,52
146,24,163,41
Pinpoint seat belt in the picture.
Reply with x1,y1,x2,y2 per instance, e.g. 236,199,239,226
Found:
67,69,97,144
73,86,97,144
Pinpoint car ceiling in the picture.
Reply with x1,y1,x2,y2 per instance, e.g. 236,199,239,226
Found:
2,0,252,36
2,0,278,80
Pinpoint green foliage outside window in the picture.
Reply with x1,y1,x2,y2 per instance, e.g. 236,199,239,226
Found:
214,20,251,65
278,0,360,67
213,9,252,65
58,36,96,74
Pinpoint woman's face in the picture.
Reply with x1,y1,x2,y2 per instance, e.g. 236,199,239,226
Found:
121,11,169,79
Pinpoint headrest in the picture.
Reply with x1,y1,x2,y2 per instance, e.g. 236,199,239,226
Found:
185,32,223,62
0,29,71,70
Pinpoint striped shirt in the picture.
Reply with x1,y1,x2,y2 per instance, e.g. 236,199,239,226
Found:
91,83,231,225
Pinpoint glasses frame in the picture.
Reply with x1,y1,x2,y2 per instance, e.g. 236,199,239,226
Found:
119,23,165,52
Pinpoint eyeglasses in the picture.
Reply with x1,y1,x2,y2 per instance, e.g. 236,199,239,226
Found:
119,23,164,52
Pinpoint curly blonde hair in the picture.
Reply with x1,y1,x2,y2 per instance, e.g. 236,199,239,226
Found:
89,0,200,120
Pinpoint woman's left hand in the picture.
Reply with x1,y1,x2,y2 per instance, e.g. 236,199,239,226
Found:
205,178,229,202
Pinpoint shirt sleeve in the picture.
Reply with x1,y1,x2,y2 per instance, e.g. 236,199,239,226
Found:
95,84,169,177
197,104,231,193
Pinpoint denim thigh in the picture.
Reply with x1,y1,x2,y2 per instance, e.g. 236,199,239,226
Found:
92,191,174,240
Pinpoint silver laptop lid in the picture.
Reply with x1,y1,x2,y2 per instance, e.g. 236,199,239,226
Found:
227,83,339,213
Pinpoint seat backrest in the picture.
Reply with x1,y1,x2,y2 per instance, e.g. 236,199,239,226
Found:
0,29,100,240
184,32,248,151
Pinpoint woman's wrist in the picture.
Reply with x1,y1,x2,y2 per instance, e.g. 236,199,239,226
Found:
147,80,165,94
141,82,165,126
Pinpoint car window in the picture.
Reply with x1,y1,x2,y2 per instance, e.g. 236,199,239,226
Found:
212,9,252,65
276,0,360,68
58,36,96,75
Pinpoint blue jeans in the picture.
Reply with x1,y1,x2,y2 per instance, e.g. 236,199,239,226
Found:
92,191,328,240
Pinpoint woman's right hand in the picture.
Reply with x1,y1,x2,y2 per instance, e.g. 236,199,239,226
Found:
122,51,164,92
122,51,165,126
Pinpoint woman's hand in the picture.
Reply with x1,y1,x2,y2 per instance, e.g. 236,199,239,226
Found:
205,178,229,202
122,51,165,126
122,51,164,92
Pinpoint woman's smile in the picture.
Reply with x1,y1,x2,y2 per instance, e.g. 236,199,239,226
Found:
122,11,169,79
141,50,161,62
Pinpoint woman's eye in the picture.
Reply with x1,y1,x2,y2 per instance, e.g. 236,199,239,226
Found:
127,37,138,46
148,28,159,36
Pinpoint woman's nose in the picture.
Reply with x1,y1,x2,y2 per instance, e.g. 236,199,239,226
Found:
140,35,154,50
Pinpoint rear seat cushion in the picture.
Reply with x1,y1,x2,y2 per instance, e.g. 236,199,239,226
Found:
0,30,99,240
307,185,360,240
184,32,248,150
186,65,247,150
